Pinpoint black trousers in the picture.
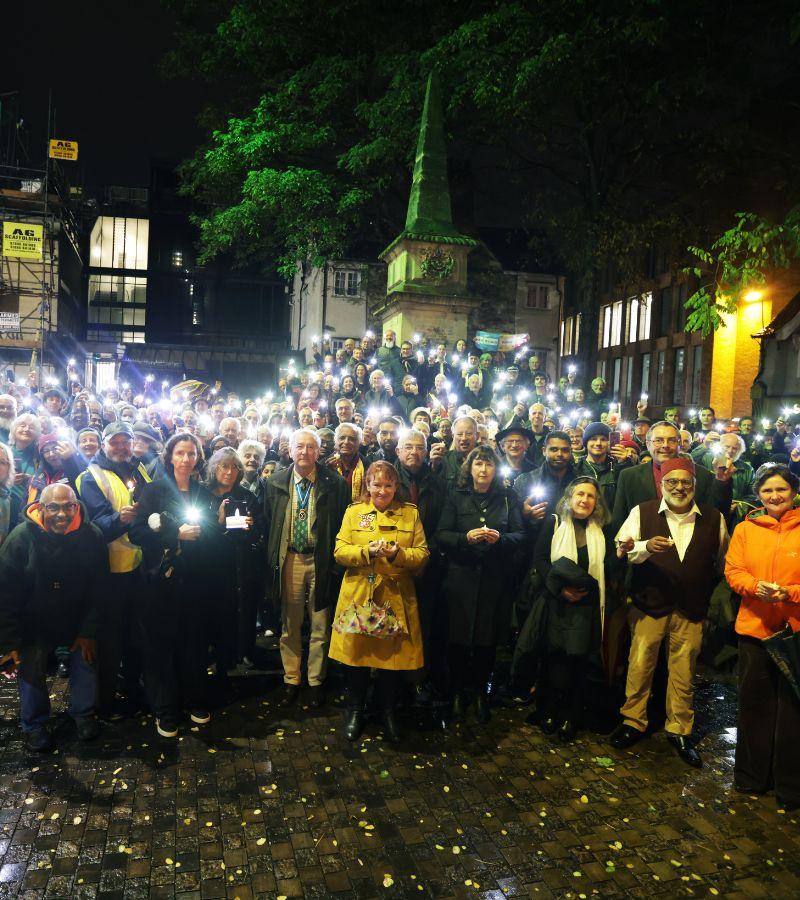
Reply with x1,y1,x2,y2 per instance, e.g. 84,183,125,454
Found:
736,636,800,805
344,666,403,712
448,644,496,694
544,651,588,722
97,570,144,710
141,579,208,720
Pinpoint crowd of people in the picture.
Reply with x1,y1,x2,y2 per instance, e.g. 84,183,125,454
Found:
1,328,799,809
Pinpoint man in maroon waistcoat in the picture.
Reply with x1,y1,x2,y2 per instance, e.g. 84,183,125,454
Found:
609,457,729,767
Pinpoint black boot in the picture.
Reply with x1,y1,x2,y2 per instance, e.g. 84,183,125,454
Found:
343,709,364,742
382,709,403,744
451,692,468,722
475,691,491,724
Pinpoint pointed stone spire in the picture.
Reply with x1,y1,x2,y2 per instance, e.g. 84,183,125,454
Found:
404,71,459,238
382,72,476,253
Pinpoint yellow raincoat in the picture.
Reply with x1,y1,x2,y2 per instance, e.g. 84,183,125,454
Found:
329,500,429,670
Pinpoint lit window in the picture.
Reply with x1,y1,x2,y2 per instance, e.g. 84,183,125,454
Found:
600,304,612,349
638,292,652,340
628,298,639,343
89,217,149,270
574,313,581,354
611,301,624,346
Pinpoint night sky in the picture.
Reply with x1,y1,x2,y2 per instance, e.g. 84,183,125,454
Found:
3,1,203,187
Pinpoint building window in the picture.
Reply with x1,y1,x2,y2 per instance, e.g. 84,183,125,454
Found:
561,316,576,356
655,350,666,404
628,298,639,343
597,359,606,380
660,286,673,336
673,347,685,404
574,313,581,354
690,345,703,405
334,269,360,297
611,300,624,346
88,274,147,304
89,216,149,270
625,355,634,401
638,292,652,340
640,352,651,398
526,283,549,309
612,357,622,398
599,304,612,349
676,283,689,330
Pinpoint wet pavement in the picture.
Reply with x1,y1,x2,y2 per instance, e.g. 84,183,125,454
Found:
0,665,798,899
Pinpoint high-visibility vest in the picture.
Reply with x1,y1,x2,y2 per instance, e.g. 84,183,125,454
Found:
77,463,151,573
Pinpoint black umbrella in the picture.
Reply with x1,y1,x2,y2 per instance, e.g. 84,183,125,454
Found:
763,626,800,702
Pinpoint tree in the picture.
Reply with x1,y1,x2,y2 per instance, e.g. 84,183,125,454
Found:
169,0,800,352
685,208,800,336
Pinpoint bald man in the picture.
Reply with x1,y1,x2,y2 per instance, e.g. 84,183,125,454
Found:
0,484,108,751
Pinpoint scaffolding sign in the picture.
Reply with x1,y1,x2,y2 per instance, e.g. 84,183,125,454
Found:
0,312,21,332
48,139,78,161
2,222,43,260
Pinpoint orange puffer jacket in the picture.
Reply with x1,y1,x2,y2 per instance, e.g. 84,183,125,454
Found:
725,506,800,639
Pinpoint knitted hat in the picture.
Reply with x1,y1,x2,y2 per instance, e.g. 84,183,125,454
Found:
38,432,59,450
582,422,611,442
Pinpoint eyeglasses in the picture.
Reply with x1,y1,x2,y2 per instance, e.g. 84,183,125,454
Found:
43,502,78,514
662,478,694,489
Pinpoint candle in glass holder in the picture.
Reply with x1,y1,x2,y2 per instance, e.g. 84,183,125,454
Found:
226,506,249,530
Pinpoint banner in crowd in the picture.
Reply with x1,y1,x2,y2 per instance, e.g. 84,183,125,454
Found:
2,222,43,260
473,330,529,352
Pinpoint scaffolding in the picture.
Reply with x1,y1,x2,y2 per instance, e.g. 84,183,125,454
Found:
0,92,82,382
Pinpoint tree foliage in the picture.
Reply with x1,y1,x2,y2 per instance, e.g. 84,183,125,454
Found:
168,0,800,332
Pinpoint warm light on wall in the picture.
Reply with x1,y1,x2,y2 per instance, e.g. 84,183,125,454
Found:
743,289,763,303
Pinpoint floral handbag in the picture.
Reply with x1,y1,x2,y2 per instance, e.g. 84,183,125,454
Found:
333,572,407,638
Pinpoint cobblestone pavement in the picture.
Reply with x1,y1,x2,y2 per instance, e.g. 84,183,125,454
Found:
0,666,798,899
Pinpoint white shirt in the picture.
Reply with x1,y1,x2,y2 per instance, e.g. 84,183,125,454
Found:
616,498,729,571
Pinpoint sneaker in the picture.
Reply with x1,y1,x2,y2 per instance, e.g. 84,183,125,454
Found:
23,727,54,752
190,709,211,725
75,717,100,741
156,718,179,738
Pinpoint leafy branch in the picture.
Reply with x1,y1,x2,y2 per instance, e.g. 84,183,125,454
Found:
684,207,800,337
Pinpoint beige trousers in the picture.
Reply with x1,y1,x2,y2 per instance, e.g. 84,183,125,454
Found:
620,606,704,736
280,551,330,687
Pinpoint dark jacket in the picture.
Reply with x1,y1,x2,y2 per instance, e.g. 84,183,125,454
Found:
396,463,447,549
574,455,635,513
612,459,733,536
263,463,350,612
396,391,421,423
534,514,610,657
437,448,469,488
0,502,108,650
435,485,525,646
361,389,403,419
128,476,220,582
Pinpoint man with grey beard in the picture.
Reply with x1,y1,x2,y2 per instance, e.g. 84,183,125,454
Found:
0,395,18,444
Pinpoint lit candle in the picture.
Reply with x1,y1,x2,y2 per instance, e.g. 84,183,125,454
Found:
225,506,249,530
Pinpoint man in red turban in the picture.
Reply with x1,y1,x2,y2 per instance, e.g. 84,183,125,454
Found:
610,456,729,767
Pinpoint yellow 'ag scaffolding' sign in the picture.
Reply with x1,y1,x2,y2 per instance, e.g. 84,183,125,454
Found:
2,222,44,260
49,139,79,161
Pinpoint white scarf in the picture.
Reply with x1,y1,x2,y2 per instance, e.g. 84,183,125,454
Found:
549,514,607,632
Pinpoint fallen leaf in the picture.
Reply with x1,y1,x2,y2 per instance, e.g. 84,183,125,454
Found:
452,846,460,854
256,837,266,846
580,795,589,804
383,874,394,887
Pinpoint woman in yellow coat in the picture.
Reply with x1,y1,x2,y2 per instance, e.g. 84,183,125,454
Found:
330,460,429,743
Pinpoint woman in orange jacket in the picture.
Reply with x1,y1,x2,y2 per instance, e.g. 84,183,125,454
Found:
725,464,800,809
